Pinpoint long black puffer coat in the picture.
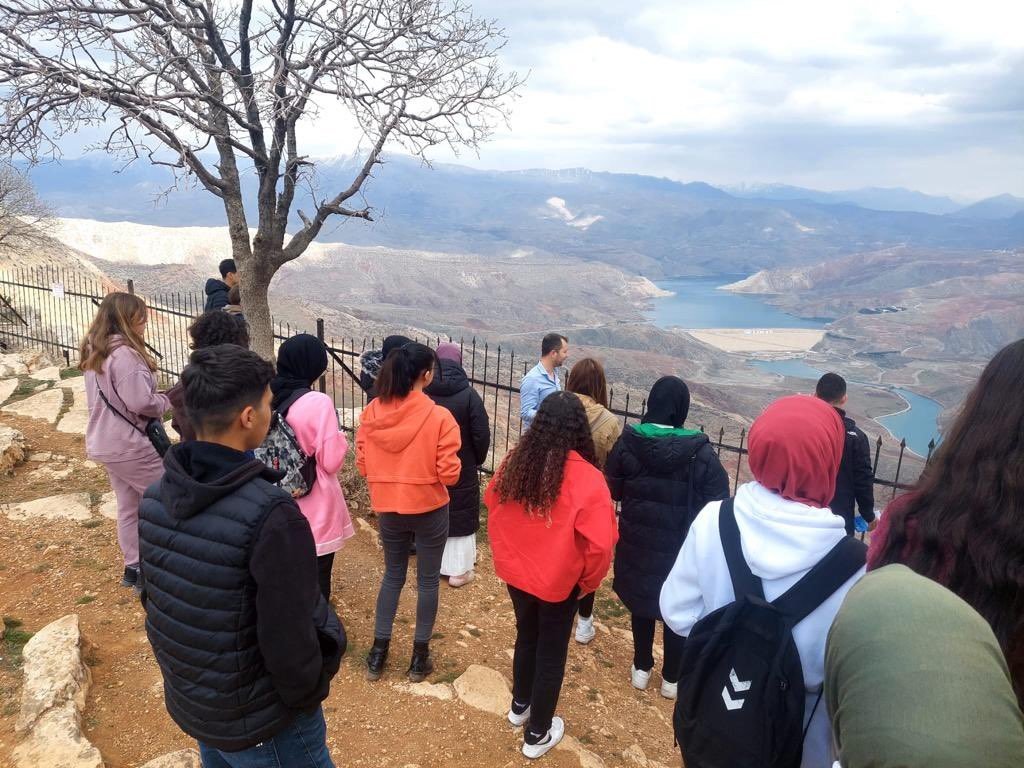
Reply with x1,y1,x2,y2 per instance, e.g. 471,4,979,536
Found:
425,359,490,537
606,427,730,618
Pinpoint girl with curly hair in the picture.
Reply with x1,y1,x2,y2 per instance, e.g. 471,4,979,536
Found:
486,391,617,759
869,337,1024,707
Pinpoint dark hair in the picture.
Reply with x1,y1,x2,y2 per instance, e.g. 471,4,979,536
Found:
565,357,609,408
815,372,847,403
873,338,1024,704
494,391,596,517
376,342,438,402
218,258,237,278
227,284,241,305
541,333,568,357
182,345,274,435
188,311,249,350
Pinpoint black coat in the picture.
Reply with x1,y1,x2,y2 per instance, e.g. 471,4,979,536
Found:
204,278,230,311
139,442,344,751
606,428,730,619
425,359,490,537
829,409,875,534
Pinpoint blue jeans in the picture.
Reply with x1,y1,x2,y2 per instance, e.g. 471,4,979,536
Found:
198,708,335,768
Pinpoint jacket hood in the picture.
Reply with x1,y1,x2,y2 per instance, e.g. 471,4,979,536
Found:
424,359,470,398
160,442,284,519
359,391,437,453
205,278,229,297
733,480,848,581
623,425,709,473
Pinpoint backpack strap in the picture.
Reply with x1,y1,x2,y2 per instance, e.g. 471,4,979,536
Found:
719,498,766,601
772,537,866,626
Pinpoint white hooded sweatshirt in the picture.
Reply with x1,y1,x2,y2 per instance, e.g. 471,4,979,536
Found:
659,480,865,768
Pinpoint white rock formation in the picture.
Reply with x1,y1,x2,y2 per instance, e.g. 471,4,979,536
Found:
2,387,65,423
0,424,27,474
0,377,18,405
138,750,201,768
4,493,94,522
452,664,511,717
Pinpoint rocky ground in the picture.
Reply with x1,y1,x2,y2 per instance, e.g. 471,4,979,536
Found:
0,352,680,768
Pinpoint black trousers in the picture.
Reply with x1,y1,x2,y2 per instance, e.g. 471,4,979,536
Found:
577,591,595,619
317,553,335,601
508,585,579,741
631,614,686,684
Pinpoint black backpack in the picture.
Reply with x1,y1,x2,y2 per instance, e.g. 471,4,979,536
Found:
673,498,866,768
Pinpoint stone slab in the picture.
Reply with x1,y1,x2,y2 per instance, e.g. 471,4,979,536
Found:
17,614,90,733
98,492,118,521
57,388,88,435
0,424,27,474
139,749,201,768
13,701,103,768
34,366,63,382
4,493,94,523
452,664,511,716
2,388,64,423
0,377,18,405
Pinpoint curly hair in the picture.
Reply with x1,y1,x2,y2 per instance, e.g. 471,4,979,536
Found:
188,310,250,350
873,338,1024,704
494,391,596,517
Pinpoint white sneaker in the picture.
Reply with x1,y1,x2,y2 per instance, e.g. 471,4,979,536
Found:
660,678,678,700
522,716,565,759
574,615,596,645
631,666,651,691
508,703,531,727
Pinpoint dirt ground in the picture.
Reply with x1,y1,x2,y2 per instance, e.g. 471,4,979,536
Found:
0,412,681,768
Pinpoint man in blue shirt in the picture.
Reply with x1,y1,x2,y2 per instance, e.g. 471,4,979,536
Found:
519,333,569,428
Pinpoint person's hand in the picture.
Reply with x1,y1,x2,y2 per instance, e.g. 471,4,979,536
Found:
868,518,879,532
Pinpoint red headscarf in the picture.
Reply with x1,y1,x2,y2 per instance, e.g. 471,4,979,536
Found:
747,395,845,507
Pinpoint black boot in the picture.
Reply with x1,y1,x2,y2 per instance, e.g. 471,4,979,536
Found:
366,638,389,682
408,641,434,683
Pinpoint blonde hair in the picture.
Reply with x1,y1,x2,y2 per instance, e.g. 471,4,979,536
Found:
79,292,156,373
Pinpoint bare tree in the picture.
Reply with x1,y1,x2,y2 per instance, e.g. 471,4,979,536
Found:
0,161,52,251
0,1,520,356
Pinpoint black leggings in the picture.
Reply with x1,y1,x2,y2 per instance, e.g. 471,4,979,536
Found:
631,615,686,684
317,553,335,601
577,592,595,619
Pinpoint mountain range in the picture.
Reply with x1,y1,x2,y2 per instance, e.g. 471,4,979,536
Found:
27,154,1024,279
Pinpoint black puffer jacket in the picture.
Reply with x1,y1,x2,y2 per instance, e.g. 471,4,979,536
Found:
425,359,490,537
139,442,345,751
606,427,730,618
204,278,229,311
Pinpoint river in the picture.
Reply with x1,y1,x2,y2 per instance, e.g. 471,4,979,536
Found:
644,276,941,457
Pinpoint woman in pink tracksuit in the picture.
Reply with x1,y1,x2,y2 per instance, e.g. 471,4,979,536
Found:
271,334,355,599
81,292,171,590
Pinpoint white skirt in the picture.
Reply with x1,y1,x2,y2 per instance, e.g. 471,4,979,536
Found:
440,534,477,577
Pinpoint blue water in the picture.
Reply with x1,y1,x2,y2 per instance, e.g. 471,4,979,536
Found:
746,359,942,458
646,276,824,330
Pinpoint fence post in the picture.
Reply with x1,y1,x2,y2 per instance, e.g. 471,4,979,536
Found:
316,318,327,393
892,439,907,499
127,279,135,295
733,428,746,494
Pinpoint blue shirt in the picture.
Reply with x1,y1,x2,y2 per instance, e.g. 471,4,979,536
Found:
519,362,561,428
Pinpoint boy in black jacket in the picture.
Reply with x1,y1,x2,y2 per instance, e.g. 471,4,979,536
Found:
139,345,344,767
816,373,876,536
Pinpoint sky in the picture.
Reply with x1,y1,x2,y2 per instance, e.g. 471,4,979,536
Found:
303,0,1024,200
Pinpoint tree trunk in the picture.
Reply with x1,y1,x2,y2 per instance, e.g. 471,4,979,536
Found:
239,255,277,361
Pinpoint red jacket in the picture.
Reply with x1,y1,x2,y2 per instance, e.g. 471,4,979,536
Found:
486,451,618,602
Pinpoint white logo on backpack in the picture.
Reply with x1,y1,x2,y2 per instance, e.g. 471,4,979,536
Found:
722,668,751,711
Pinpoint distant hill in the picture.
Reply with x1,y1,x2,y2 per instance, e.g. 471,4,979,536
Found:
729,184,962,215
27,155,1024,278
953,194,1024,220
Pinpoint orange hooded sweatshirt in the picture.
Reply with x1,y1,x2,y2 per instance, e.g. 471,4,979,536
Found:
356,390,462,514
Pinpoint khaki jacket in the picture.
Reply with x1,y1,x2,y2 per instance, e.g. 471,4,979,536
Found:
576,394,622,469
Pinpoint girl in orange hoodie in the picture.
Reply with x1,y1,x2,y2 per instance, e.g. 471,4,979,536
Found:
356,342,461,683
486,392,618,759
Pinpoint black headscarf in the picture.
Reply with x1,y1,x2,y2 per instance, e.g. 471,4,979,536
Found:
642,376,691,428
382,334,413,359
271,333,328,410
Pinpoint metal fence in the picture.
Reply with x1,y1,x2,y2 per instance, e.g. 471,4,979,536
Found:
0,265,928,497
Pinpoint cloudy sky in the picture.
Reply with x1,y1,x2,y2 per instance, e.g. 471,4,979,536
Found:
338,0,1023,200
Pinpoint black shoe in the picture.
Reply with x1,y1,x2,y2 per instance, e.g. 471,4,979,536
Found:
366,638,389,681
408,643,434,683
121,565,139,588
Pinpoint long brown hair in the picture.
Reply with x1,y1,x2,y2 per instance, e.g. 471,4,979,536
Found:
494,391,596,517
566,357,609,408
79,292,155,373
873,338,1024,703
